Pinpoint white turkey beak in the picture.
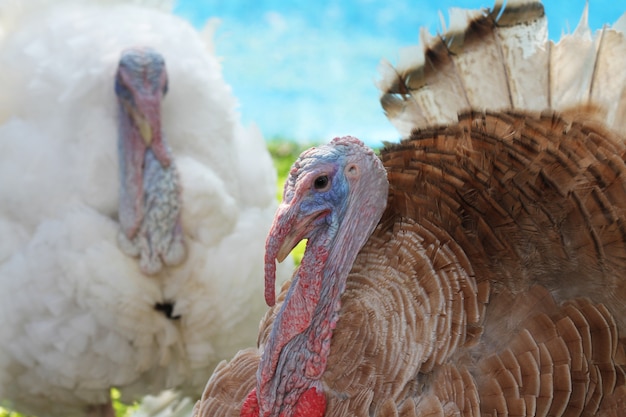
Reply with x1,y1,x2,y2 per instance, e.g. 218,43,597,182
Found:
123,100,153,146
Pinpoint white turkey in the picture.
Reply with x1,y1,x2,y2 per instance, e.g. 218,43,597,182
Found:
0,1,293,416
192,1,626,416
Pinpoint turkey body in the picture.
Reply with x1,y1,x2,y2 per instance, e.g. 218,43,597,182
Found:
194,1,626,416
0,1,292,416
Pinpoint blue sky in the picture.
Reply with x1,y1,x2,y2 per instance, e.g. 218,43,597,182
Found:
173,1,625,146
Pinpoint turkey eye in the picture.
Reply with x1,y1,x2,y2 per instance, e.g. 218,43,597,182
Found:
314,175,329,190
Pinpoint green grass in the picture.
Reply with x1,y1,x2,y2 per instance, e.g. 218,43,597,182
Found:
0,139,313,417
111,389,137,417
0,409,25,417
1,389,136,417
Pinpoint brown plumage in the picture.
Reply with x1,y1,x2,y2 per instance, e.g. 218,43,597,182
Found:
193,1,626,416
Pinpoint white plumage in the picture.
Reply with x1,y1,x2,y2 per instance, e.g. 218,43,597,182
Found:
0,1,293,416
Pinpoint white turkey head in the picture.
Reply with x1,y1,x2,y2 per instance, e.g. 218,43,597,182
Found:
114,47,185,275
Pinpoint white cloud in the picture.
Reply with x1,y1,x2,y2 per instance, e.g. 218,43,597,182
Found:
264,11,288,34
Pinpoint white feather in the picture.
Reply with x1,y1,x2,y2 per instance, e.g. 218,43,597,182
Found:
0,1,293,416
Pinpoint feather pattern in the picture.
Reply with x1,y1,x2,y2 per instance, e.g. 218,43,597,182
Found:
0,1,293,416
193,1,626,416
378,0,626,138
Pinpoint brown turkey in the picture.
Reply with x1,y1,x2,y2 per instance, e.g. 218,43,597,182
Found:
193,1,626,416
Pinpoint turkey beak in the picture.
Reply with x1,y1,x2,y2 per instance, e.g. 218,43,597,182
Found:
127,93,171,168
122,100,153,148
273,204,313,263
123,100,153,146
264,201,326,306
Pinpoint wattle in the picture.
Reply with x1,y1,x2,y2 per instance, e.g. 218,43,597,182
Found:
239,387,326,417
292,387,326,417
240,389,260,417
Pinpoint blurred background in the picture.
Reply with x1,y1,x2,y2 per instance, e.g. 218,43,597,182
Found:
173,0,625,147
0,2,624,417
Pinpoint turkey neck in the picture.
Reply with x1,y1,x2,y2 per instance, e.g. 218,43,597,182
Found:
258,191,384,416
258,217,366,415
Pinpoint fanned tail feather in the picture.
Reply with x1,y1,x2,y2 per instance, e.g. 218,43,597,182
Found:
378,0,626,138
